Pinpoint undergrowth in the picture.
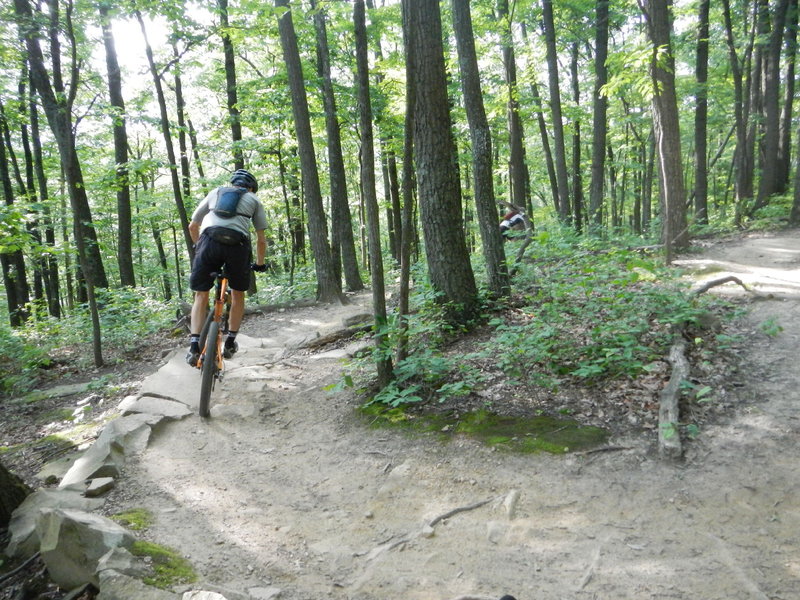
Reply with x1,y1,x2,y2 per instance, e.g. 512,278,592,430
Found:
0,286,178,396
341,230,734,412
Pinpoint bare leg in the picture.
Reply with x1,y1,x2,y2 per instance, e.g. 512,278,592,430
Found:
228,289,245,332
190,290,210,335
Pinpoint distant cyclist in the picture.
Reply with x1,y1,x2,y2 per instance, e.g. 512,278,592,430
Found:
186,169,268,365
499,210,526,239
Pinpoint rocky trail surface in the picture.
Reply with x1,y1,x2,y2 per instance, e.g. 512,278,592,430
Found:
41,234,800,599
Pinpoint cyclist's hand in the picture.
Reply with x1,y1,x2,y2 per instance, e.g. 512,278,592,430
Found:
251,262,267,273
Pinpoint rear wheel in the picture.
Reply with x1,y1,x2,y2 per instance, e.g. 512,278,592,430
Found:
198,309,214,353
199,321,219,418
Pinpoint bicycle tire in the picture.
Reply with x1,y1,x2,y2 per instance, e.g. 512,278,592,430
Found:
198,309,214,353
199,320,219,418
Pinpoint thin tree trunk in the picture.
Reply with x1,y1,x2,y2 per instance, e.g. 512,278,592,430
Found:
497,0,530,214
100,3,135,286
531,80,558,214
753,0,790,214
187,118,209,195
276,0,343,304
397,0,417,363
172,42,192,201
16,0,104,365
541,0,571,222
589,0,610,231
641,0,689,260
778,0,799,191
312,0,364,292
355,0,392,386
694,0,710,225
570,41,584,231
452,0,509,298
136,11,194,259
218,0,244,170
29,81,60,317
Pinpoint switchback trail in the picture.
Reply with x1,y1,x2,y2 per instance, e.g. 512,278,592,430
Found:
106,232,800,600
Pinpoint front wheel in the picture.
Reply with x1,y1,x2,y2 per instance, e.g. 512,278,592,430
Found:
199,321,219,418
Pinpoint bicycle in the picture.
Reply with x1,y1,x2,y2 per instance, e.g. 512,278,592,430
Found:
194,270,232,418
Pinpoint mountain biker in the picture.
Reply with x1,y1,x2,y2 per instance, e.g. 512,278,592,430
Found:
186,169,268,366
499,210,525,239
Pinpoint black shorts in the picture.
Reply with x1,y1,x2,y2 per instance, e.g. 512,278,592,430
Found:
189,228,252,292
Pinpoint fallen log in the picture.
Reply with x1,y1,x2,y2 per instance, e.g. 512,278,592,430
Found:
658,339,688,460
301,324,373,349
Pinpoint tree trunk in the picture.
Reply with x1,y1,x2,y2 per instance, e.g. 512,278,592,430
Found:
452,0,509,298
530,80,558,214
753,0,790,214
312,0,364,292
354,0,392,386
541,0,571,223
172,43,192,201
407,0,478,322
721,0,750,223
276,0,343,304
397,0,417,363
136,11,194,260
589,0,610,230
642,0,689,260
570,41,584,231
187,118,209,196
778,0,799,191
694,0,710,225
28,82,61,318
16,0,105,365
100,3,135,287
218,0,244,170
497,0,530,215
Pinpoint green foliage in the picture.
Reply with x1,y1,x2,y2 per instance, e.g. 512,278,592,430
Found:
0,286,177,396
760,317,783,337
130,540,197,589
483,234,715,386
111,508,153,531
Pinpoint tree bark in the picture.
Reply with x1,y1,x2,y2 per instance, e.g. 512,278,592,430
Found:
312,0,364,292
136,11,194,260
497,0,530,214
452,0,509,298
570,41,584,231
407,0,478,322
753,0,790,214
218,0,244,170
641,0,688,260
28,81,61,317
99,2,135,287
397,0,417,363
276,0,343,304
589,0,610,230
354,0,392,386
541,0,571,222
694,0,710,225
778,0,799,191
16,0,105,364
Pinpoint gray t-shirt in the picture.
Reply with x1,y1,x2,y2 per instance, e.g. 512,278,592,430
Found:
191,187,268,238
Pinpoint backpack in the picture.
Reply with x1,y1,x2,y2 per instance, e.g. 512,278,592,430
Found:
211,186,252,219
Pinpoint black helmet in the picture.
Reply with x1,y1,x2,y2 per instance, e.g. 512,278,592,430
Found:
230,169,258,192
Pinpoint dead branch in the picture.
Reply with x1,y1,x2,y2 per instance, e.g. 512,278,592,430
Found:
691,275,748,296
428,497,496,528
658,339,689,460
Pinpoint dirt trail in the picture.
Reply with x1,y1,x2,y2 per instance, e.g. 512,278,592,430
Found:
107,233,800,600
